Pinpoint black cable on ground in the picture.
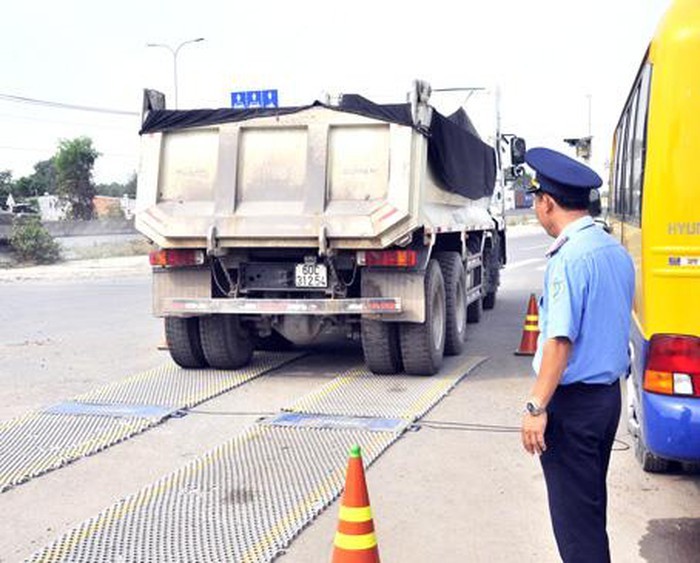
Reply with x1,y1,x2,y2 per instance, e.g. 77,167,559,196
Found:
178,410,633,452
415,418,633,452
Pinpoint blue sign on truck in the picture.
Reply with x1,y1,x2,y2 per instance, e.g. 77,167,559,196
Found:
231,89,279,109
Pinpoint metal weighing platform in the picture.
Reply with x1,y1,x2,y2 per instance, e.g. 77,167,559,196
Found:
24,355,486,562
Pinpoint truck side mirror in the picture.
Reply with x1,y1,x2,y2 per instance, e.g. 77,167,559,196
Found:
511,137,526,165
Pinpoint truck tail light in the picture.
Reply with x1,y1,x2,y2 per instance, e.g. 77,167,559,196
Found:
356,250,417,267
643,334,700,397
149,249,205,267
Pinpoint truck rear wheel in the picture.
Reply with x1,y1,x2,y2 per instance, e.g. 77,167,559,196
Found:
467,289,483,323
361,319,403,374
467,262,483,324
165,317,208,368
435,251,467,356
482,291,496,310
482,239,500,310
199,315,254,369
399,259,445,375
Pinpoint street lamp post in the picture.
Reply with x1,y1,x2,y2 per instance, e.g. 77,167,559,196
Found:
146,38,204,109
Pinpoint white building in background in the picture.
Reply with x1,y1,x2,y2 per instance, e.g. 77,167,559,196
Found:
120,194,136,219
93,195,136,219
36,193,136,221
36,194,69,221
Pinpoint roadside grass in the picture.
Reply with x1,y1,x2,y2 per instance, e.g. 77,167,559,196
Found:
64,239,153,260
0,238,152,268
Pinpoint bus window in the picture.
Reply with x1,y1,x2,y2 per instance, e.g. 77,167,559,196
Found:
608,127,620,217
623,86,640,219
631,64,652,223
614,113,630,216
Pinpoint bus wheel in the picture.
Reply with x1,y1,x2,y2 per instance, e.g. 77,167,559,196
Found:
165,317,208,368
435,251,467,356
634,434,670,473
199,315,254,369
361,319,403,374
399,260,446,376
681,462,700,474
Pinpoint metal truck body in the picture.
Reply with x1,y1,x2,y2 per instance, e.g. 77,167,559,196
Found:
136,82,508,375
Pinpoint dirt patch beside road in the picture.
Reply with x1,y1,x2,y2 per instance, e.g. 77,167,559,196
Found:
0,255,150,282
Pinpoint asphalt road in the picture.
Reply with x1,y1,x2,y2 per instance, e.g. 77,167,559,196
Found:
0,225,698,563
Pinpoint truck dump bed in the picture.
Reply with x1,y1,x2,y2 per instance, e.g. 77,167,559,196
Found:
136,94,497,250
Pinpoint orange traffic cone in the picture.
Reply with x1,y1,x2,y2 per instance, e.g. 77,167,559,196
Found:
514,293,540,356
332,445,380,563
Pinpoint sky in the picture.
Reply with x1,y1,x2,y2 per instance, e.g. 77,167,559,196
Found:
1,0,672,187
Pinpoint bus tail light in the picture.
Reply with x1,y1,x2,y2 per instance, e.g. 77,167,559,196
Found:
356,250,417,267
149,249,205,268
643,334,700,397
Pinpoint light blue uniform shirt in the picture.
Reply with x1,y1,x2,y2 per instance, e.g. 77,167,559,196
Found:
532,216,635,385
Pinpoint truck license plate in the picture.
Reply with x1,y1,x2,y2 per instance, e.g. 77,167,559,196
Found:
295,263,327,288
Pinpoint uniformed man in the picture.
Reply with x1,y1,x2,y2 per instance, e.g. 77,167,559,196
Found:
520,147,635,563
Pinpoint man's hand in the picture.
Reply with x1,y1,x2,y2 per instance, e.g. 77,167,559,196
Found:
521,412,548,455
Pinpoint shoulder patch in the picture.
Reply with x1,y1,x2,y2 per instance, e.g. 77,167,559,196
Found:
550,278,565,300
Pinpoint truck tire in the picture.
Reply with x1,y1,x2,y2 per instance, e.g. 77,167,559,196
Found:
467,284,483,323
361,319,403,374
199,315,254,369
435,251,467,356
482,241,500,310
399,259,446,375
482,291,496,311
165,317,208,368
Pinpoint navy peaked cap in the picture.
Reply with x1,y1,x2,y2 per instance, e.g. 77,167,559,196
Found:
524,147,602,201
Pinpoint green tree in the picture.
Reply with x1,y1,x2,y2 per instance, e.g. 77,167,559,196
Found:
14,159,57,198
0,170,12,205
96,172,137,198
95,181,121,197
33,159,58,195
124,172,137,198
54,137,100,220
10,215,61,264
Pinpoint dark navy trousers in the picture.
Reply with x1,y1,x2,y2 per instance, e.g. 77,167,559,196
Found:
540,380,621,563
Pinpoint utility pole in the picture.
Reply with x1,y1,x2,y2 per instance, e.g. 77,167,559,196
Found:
146,38,205,109
495,86,505,219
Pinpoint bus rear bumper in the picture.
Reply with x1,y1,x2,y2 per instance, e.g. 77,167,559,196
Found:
642,391,700,462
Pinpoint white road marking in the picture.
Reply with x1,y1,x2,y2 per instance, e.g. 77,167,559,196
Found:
520,244,550,251
504,257,547,271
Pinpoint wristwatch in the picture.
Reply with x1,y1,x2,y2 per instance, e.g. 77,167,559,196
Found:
525,399,545,416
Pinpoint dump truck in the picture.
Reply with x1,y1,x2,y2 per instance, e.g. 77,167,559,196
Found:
136,81,521,375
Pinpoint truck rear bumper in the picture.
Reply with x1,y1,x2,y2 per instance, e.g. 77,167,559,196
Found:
162,297,402,316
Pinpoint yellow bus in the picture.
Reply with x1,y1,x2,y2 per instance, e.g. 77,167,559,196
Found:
610,0,700,472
